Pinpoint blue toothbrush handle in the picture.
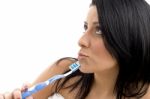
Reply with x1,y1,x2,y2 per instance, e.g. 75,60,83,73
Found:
21,61,80,99
21,75,65,99
22,82,47,99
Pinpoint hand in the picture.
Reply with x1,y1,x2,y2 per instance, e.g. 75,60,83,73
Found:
0,83,33,99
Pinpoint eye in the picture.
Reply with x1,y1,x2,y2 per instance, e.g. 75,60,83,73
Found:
83,24,88,32
95,26,102,35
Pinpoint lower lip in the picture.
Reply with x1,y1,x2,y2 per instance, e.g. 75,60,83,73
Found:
78,55,88,60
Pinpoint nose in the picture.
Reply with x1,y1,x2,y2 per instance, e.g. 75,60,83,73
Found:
78,33,90,48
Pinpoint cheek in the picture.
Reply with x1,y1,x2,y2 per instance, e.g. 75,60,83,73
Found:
92,39,107,59
91,40,117,69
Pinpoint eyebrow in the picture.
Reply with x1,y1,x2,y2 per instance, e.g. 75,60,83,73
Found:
84,21,99,25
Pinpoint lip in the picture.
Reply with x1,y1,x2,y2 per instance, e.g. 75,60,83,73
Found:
78,52,89,60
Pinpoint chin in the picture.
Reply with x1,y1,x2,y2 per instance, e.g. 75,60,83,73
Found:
79,67,94,73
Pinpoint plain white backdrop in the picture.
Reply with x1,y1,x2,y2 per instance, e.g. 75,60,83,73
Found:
0,0,90,93
0,0,150,94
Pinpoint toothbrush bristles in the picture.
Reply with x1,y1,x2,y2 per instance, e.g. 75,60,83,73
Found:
69,61,80,71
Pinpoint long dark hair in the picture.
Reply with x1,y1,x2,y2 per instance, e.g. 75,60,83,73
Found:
53,0,150,99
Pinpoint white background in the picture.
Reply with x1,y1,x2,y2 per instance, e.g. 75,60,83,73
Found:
0,0,150,94
0,0,90,93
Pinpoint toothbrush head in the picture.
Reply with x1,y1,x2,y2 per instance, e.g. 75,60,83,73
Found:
69,61,80,72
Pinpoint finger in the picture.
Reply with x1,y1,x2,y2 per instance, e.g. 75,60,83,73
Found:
21,82,31,92
3,92,12,99
26,96,34,99
12,89,22,99
0,93,4,99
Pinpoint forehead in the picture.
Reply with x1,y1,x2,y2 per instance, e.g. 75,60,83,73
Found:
86,5,99,23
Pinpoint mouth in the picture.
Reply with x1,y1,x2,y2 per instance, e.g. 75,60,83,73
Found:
78,52,89,60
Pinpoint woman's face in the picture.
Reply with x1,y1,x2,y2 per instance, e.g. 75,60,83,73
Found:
78,5,118,73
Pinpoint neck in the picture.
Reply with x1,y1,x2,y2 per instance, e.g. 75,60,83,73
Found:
92,66,119,97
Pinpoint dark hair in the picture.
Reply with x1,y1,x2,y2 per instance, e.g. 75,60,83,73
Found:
53,0,150,99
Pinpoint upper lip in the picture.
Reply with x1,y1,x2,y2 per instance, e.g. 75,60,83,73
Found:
78,52,88,57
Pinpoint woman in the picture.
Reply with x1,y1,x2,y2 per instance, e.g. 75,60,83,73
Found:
1,0,150,98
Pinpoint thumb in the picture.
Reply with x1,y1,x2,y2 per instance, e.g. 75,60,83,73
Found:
21,82,34,99
26,96,34,99
21,82,32,92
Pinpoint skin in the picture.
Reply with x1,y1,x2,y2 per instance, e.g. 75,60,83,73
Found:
1,5,150,99
78,5,118,99
78,6,118,74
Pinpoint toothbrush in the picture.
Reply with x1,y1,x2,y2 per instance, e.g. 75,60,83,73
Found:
21,61,80,99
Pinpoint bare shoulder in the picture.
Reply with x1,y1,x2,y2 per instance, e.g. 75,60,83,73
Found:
33,57,77,83
53,57,77,73
55,58,81,99
142,85,150,99
31,57,77,99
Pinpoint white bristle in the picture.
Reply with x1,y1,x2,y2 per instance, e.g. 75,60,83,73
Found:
69,61,80,71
